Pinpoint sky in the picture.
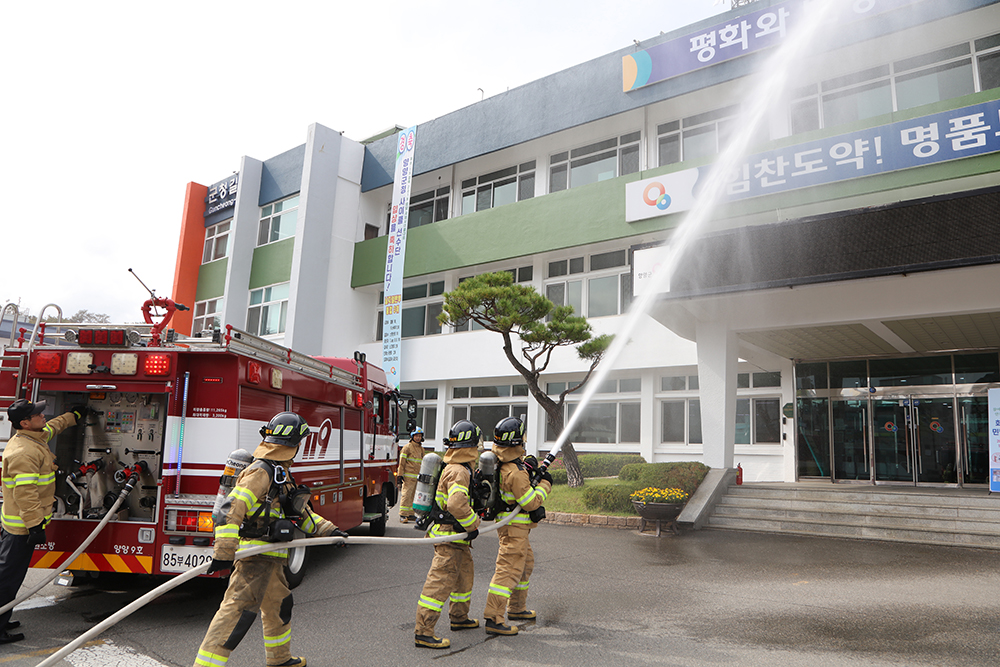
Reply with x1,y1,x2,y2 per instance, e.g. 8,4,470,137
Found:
1,0,728,324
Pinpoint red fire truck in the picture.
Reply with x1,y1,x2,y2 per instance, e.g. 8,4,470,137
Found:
0,301,405,587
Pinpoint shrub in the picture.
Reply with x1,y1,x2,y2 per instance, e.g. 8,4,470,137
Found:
547,453,645,480
582,482,641,513
550,468,568,485
618,462,710,497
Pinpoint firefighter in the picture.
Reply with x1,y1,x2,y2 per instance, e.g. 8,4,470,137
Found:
396,426,426,523
194,412,349,667
0,399,87,644
482,416,552,636
414,420,482,649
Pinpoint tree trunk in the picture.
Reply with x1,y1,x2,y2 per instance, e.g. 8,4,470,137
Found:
541,406,584,488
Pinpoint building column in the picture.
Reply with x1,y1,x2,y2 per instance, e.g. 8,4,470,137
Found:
639,368,656,463
696,320,737,470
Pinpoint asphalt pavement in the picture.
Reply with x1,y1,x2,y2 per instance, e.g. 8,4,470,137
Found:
4,507,1000,666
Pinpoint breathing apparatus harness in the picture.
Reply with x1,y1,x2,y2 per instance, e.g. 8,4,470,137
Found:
414,460,476,532
237,460,313,543
493,456,547,523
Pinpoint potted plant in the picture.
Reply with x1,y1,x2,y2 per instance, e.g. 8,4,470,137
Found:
630,487,689,536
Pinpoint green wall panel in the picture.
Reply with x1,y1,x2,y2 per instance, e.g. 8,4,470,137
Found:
249,238,294,289
352,90,1000,288
195,258,228,301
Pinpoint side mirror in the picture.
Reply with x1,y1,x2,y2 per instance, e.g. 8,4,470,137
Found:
406,418,416,433
406,399,418,420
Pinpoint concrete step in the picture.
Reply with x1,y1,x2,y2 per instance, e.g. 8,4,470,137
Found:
713,504,1000,533
707,515,1000,549
715,496,1000,522
707,483,1000,549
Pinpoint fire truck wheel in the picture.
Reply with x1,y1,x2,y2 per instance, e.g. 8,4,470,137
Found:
283,546,310,589
368,493,388,537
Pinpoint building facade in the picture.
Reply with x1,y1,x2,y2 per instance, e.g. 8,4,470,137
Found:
172,0,1000,486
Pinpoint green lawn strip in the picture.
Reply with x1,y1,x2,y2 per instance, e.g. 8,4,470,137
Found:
545,477,636,517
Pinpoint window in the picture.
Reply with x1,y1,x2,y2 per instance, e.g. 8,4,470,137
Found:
550,132,640,192
203,221,230,263
449,386,529,441
461,162,535,215
376,280,445,340
660,399,702,444
247,283,289,336
657,107,741,167
735,398,781,444
192,298,223,334
407,187,450,228
545,250,630,318
258,195,300,246
788,39,995,136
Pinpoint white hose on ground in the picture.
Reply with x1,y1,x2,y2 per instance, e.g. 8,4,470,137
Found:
36,505,521,667
0,475,139,617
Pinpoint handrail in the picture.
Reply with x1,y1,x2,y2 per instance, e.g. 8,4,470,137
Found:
1,302,19,347
26,303,63,348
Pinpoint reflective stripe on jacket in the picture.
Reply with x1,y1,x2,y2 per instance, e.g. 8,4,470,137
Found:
426,463,480,545
496,460,551,528
396,439,425,480
1,412,75,534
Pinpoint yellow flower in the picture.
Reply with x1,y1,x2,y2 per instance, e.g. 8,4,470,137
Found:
630,486,689,504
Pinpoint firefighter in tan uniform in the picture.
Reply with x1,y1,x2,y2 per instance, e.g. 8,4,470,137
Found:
414,420,482,649
483,417,551,636
396,427,425,523
0,399,86,644
194,412,348,667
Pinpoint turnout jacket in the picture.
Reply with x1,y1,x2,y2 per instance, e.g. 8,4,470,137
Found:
427,460,481,546
496,447,551,529
213,440,338,561
396,438,424,483
1,412,76,535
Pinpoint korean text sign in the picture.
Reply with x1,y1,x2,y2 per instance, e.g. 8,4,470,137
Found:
381,126,417,390
623,0,922,92
626,99,1000,222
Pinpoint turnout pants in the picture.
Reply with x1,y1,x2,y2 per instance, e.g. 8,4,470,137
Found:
400,479,417,518
415,542,474,636
0,529,33,630
195,557,294,667
484,524,534,623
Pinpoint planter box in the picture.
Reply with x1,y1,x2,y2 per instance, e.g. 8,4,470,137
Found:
632,500,684,537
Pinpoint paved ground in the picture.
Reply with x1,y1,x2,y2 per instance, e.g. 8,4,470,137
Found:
5,506,1000,666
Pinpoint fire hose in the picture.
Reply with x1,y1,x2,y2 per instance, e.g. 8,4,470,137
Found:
36,505,523,667
0,465,147,617
36,438,566,666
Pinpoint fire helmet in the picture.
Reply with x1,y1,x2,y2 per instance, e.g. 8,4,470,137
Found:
411,426,425,437
493,417,525,446
447,420,481,448
261,412,310,446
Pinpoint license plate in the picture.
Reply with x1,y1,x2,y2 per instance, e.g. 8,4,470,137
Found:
160,545,213,573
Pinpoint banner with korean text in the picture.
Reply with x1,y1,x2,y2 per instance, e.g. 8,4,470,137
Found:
381,126,417,390
626,98,1000,222
990,388,1000,493
623,0,923,91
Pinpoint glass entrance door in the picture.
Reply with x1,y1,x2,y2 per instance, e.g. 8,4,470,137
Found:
959,396,988,485
871,396,957,485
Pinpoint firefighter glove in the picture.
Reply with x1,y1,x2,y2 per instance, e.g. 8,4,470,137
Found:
206,558,233,575
465,528,479,541
27,524,46,547
69,404,90,421
536,469,553,485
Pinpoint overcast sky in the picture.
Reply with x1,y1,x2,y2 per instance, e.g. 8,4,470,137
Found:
1,1,728,324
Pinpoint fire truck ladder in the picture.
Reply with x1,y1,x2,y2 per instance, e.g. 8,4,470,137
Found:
187,325,364,392
1,303,29,444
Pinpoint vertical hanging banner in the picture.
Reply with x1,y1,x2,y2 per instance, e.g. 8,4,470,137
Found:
381,125,417,390
989,388,1000,493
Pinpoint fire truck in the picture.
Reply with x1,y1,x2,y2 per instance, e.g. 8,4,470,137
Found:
0,300,407,587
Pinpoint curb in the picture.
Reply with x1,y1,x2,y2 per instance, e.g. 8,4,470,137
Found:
544,511,642,530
